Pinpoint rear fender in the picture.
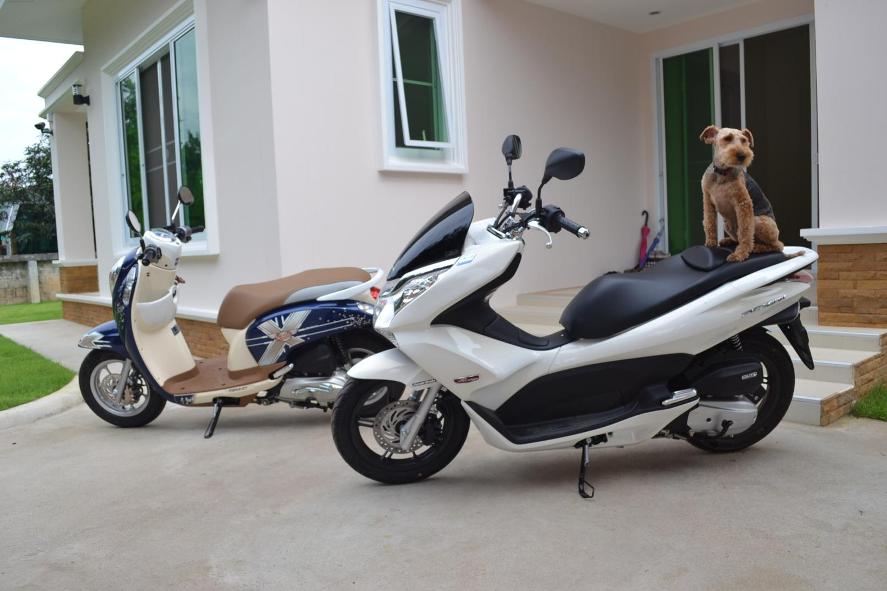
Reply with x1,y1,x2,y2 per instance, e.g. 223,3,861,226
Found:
755,297,814,369
77,320,128,357
347,348,437,389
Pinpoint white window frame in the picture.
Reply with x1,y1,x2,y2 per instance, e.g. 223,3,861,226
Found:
377,0,467,174
112,16,209,251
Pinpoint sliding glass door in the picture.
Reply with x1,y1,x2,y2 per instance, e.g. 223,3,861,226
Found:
657,24,815,253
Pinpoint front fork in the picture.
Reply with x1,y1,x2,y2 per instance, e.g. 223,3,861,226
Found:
111,359,133,403
398,384,441,451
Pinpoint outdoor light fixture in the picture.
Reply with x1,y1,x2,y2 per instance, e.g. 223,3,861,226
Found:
72,83,90,106
34,122,53,136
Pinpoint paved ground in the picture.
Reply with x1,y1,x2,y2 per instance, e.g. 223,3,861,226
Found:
0,319,89,371
1,403,885,590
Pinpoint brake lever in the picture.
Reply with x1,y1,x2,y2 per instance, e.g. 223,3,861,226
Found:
527,220,553,249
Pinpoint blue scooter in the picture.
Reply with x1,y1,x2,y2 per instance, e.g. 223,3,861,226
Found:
77,187,390,437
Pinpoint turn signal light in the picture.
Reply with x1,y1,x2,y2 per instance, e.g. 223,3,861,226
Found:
370,287,381,300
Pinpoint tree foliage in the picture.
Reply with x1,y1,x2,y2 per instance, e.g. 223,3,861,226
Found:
0,138,57,254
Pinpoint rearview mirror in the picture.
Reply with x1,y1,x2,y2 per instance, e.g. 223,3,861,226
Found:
177,186,195,206
501,134,522,164
543,148,585,183
126,210,142,235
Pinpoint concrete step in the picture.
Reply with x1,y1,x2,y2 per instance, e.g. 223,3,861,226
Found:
515,287,580,308
499,304,563,327
773,324,883,353
788,346,874,384
786,379,854,426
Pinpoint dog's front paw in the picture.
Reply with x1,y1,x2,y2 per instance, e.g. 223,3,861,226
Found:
704,239,718,248
726,251,749,263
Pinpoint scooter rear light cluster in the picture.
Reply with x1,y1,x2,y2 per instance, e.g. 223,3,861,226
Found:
787,270,814,284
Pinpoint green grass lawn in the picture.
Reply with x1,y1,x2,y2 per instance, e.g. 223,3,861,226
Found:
0,335,74,411
0,301,63,325
853,383,887,422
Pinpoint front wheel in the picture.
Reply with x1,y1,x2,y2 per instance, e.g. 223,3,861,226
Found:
688,331,794,453
79,350,165,428
331,379,470,484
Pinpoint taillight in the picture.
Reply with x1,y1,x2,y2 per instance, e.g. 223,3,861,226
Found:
370,287,381,300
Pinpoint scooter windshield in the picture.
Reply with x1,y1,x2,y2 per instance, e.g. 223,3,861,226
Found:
387,191,474,281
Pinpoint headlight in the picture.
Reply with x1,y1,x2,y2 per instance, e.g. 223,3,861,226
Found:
109,256,125,288
375,266,450,320
121,267,136,306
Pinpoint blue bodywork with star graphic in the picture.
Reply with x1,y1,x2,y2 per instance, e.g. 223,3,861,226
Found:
244,300,375,366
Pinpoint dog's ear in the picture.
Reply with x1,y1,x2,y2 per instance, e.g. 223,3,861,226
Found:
699,125,719,144
741,128,754,147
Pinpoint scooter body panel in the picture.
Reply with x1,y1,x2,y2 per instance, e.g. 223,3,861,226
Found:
244,300,374,366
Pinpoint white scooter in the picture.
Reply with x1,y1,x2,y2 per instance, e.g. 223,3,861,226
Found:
330,135,818,497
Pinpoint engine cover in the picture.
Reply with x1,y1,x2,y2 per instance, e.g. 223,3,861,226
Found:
689,357,763,400
686,399,758,436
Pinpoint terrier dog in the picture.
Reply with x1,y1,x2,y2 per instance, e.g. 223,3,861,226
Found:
700,125,783,262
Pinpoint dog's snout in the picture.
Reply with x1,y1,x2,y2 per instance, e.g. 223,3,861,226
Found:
737,153,746,163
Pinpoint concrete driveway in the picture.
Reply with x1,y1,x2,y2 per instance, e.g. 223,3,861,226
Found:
1,404,886,590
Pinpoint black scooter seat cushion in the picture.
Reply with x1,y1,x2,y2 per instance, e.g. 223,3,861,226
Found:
560,246,787,339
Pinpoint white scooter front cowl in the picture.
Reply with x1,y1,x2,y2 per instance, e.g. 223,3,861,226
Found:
347,348,437,390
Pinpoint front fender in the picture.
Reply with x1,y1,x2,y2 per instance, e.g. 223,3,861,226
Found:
347,348,436,389
77,320,128,357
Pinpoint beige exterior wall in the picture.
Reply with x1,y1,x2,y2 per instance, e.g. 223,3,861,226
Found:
268,0,646,303
814,0,887,228
52,0,282,318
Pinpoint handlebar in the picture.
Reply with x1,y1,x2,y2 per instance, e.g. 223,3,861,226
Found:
557,215,590,239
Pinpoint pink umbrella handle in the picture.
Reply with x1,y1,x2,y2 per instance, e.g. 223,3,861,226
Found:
639,227,650,267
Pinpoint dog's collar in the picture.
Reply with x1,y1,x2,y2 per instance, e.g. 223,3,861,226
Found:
712,164,741,177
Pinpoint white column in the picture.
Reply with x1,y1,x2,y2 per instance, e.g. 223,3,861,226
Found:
49,111,96,263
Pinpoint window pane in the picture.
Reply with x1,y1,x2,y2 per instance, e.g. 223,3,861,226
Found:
174,28,204,227
161,53,178,221
393,10,448,145
140,61,168,229
119,72,143,236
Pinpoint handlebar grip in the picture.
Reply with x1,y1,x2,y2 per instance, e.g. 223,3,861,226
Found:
191,226,205,234
558,215,590,239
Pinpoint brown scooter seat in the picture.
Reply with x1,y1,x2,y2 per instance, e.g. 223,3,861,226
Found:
163,358,287,395
217,267,371,330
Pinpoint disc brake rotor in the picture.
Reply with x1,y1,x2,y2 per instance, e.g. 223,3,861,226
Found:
372,400,423,453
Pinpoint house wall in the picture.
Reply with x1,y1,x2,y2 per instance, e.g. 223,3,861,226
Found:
72,0,281,317
813,0,887,228
266,0,646,303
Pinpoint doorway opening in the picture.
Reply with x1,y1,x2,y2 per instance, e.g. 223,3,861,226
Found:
655,22,816,254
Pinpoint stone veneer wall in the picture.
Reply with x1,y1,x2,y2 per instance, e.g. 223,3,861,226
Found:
817,243,887,327
63,301,228,359
820,333,887,425
59,265,99,293
0,254,60,304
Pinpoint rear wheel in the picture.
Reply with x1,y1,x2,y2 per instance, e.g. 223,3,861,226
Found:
688,331,794,453
79,350,165,428
331,379,470,484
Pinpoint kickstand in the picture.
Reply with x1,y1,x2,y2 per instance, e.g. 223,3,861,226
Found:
578,441,595,499
204,399,223,439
